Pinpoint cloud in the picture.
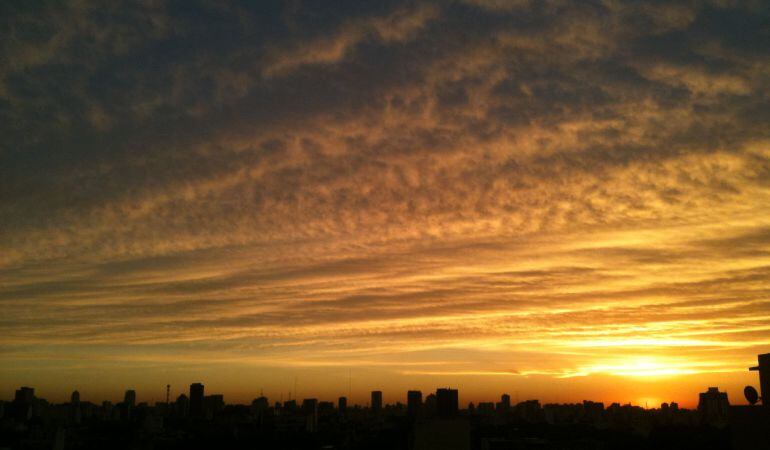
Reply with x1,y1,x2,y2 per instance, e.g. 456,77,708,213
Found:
1,0,769,402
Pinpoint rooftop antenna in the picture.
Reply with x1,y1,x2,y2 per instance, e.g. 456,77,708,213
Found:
348,368,352,400
166,385,170,405
294,376,298,400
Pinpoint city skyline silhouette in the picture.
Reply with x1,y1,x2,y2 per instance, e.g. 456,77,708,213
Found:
6,351,769,416
3,356,768,449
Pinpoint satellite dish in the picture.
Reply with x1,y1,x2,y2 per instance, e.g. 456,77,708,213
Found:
744,386,759,405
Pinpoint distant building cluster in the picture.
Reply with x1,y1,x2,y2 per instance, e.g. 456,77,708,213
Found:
1,353,769,449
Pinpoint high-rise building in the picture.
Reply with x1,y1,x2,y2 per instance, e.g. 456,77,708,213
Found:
302,398,319,432
189,383,204,417
425,393,437,415
251,396,269,413
371,391,383,412
338,396,347,413
123,390,136,407
698,387,730,425
69,390,82,424
496,393,510,414
436,388,458,418
13,387,35,421
175,394,189,417
14,387,34,404
407,390,422,416
750,353,770,408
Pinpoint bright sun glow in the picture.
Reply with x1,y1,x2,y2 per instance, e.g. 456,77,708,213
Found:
577,358,699,378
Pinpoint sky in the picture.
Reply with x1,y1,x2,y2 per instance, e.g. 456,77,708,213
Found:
1,0,770,408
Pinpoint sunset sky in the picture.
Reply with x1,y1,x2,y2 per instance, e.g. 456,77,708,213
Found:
2,1,770,408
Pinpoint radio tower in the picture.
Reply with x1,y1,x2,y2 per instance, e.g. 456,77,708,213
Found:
166,384,170,404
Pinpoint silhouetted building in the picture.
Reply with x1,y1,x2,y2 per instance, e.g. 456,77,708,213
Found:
517,399,542,422
436,388,459,418
204,394,224,418
302,398,318,431
175,394,189,417
408,390,422,416
496,393,510,414
251,396,269,415
477,402,495,415
698,387,729,426
302,398,318,414
70,390,82,424
371,391,382,412
319,401,334,415
13,387,35,421
338,396,347,413
99,401,114,420
283,399,297,412
425,393,437,415
189,383,204,417
119,390,136,420
750,353,770,408
14,387,34,404
582,400,603,423
123,390,136,407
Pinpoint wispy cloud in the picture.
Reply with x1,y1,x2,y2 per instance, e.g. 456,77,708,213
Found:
1,0,769,404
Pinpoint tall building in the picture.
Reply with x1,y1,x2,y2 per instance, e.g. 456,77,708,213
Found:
69,390,82,424
338,396,347,413
750,353,770,408
371,391,382,412
698,387,730,425
251,396,269,412
496,393,511,414
407,390,423,416
189,383,204,417
123,390,136,407
175,394,189,417
13,387,35,421
436,388,459,418
14,387,34,404
425,393,437,415
302,398,318,432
